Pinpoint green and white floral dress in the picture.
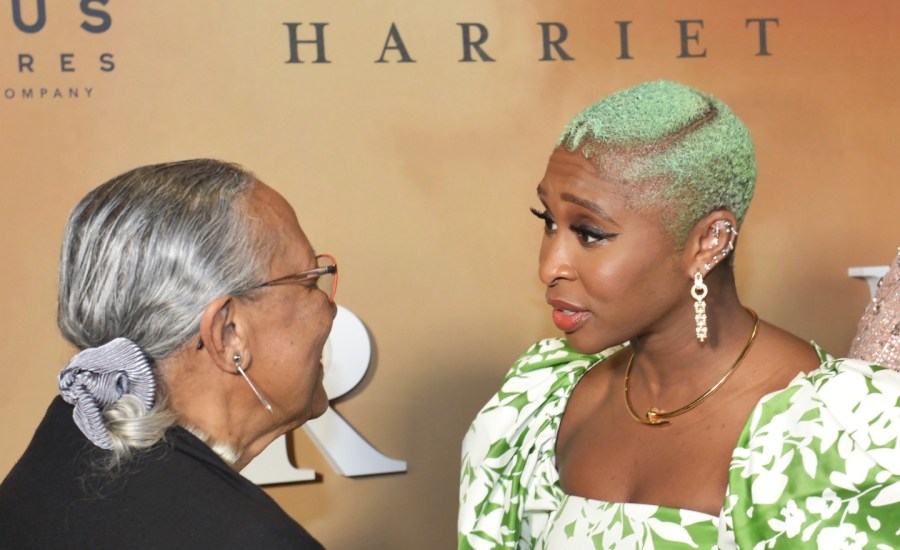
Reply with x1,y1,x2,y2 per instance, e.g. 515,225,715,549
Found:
458,338,900,549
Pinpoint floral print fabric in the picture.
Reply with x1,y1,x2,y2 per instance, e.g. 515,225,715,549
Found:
539,497,719,549
722,348,900,549
459,339,900,549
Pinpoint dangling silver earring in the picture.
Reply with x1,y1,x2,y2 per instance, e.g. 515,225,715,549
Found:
691,271,708,343
233,354,273,414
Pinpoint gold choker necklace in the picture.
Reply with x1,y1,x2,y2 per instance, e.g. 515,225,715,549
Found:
624,308,760,426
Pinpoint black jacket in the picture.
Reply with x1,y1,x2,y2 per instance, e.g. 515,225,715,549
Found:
0,397,324,549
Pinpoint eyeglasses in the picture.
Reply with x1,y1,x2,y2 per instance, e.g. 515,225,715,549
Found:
253,253,338,303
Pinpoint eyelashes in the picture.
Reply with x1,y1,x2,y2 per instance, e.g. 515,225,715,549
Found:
529,207,551,221
572,224,618,245
530,207,618,245
530,207,557,232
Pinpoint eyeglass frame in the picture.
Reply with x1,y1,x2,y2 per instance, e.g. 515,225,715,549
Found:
250,253,338,303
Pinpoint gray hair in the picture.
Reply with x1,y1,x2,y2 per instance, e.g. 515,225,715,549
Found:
57,159,272,464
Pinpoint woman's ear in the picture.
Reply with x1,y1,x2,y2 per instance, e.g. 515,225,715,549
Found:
682,210,739,277
198,296,249,375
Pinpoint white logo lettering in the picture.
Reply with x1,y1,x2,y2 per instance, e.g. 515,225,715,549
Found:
241,306,407,485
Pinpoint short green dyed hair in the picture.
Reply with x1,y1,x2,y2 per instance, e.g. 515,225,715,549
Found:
558,80,757,244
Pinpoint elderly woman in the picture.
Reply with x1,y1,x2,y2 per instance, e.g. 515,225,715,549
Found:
0,160,336,549
458,82,899,548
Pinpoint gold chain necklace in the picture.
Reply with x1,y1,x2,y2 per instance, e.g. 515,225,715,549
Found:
623,308,760,426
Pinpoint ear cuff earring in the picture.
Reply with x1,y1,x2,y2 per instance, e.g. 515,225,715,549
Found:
704,221,738,273
233,354,273,414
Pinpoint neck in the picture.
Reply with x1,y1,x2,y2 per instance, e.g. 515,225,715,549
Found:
182,424,244,466
628,270,755,394
160,355,292,471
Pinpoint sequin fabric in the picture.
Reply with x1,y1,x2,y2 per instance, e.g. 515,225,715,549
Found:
849,249,900,371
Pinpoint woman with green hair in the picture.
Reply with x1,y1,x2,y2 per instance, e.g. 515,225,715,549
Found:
458,81,899,548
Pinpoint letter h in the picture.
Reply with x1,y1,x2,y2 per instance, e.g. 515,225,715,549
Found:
284,22,330,64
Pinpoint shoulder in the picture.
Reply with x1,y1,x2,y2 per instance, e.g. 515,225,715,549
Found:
738,345,900,474
101,456,322,548
503,337,619,393
0,398,91,547
0,403,321,550
463,338,619,457
459,339,620,549
746,345,900,452
752,321,821,378
722,348,900,547
793,349,900,474
117,443,322,548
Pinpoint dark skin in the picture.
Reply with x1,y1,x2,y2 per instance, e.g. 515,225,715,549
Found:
536,148,820,516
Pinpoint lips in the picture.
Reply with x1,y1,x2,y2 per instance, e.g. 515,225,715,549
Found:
547,299,591,333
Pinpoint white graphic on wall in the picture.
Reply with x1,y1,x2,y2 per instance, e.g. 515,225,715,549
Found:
242,306,407,485
849,265,890,298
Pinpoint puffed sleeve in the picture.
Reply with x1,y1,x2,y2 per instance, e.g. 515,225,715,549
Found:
720,348,900,548
458,338,617,550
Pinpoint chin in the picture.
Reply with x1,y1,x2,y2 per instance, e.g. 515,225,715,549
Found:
309,386,330,419
310,401,329,419
564,332,617,356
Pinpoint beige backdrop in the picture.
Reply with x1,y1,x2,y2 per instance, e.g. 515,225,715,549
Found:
2,1,898,548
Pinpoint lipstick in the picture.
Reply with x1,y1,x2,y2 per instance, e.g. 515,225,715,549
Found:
547,299,591,333
552,309,591,332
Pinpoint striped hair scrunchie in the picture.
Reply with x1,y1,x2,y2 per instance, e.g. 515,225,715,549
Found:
58,337,157,450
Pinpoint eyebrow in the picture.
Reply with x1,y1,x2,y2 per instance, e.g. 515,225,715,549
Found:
536,184,619,227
